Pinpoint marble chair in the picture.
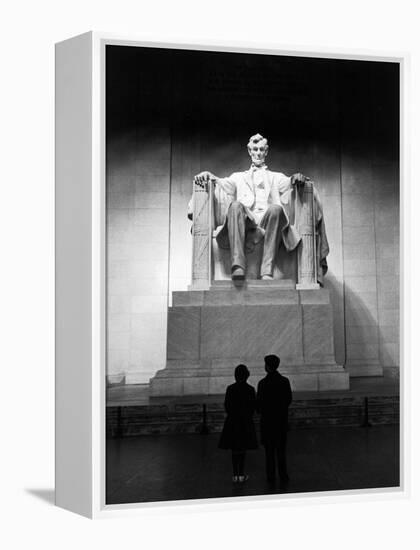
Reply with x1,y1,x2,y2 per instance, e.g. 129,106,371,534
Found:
190,180,323,290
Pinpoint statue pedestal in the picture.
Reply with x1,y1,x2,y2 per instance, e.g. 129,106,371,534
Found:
150,282,349,396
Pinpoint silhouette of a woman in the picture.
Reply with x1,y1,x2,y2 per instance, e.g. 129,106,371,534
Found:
218,364,258,482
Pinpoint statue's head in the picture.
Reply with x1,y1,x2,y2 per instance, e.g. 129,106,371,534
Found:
247,133,268,167
264,354,280,373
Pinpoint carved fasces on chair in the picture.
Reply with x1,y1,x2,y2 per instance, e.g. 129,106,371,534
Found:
294,181,320,289
191,180,213,290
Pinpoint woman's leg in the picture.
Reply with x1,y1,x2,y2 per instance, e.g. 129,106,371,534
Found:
232,450,240,477
237,451,246,476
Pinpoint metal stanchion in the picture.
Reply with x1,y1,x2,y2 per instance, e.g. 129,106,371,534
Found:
116,405,123,437
361,396,372,428
200,403,209,435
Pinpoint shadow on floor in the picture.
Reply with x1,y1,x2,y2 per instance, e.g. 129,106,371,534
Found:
25,488,55,505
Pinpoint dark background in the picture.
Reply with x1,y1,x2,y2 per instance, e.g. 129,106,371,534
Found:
106,45,399,162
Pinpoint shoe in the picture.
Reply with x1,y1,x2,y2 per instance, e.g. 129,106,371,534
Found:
231,266,245,280
238,475,249,483
261,274,273,281
232,475,239,483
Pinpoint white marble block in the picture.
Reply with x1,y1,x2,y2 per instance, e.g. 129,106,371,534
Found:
149,284,349,395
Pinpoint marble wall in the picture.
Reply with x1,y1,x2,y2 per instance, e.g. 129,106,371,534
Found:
106,47,399,385
107,127,171,383
339,62,400,374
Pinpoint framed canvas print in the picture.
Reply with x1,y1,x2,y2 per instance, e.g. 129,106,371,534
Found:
55,32,406,518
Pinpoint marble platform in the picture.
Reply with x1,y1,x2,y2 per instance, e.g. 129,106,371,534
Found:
149,282,350,396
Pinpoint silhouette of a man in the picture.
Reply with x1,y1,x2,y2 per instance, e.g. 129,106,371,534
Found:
257,354,292,483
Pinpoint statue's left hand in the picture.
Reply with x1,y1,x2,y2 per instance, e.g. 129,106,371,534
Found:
291,173,310,186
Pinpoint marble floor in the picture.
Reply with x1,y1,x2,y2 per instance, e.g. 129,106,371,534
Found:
106,425,399,505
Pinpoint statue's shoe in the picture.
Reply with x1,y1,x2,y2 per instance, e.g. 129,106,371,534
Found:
231,267,245,280
261,274,273,281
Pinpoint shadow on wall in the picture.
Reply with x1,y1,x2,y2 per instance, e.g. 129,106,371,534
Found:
323,272,345,367
325,272,398,375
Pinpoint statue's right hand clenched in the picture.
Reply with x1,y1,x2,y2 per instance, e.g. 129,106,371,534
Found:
194,171,217,188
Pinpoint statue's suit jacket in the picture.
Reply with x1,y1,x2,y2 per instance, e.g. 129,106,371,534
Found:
217,168,292,211
215,168,301,253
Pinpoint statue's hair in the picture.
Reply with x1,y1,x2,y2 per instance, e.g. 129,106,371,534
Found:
247,133,268,151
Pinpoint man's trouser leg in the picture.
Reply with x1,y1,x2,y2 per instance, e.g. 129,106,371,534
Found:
259,204,284,277
276,431,288,478
264,444,276,482
227,201,248,272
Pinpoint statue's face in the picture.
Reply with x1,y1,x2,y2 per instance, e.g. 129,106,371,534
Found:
248,141,268,167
